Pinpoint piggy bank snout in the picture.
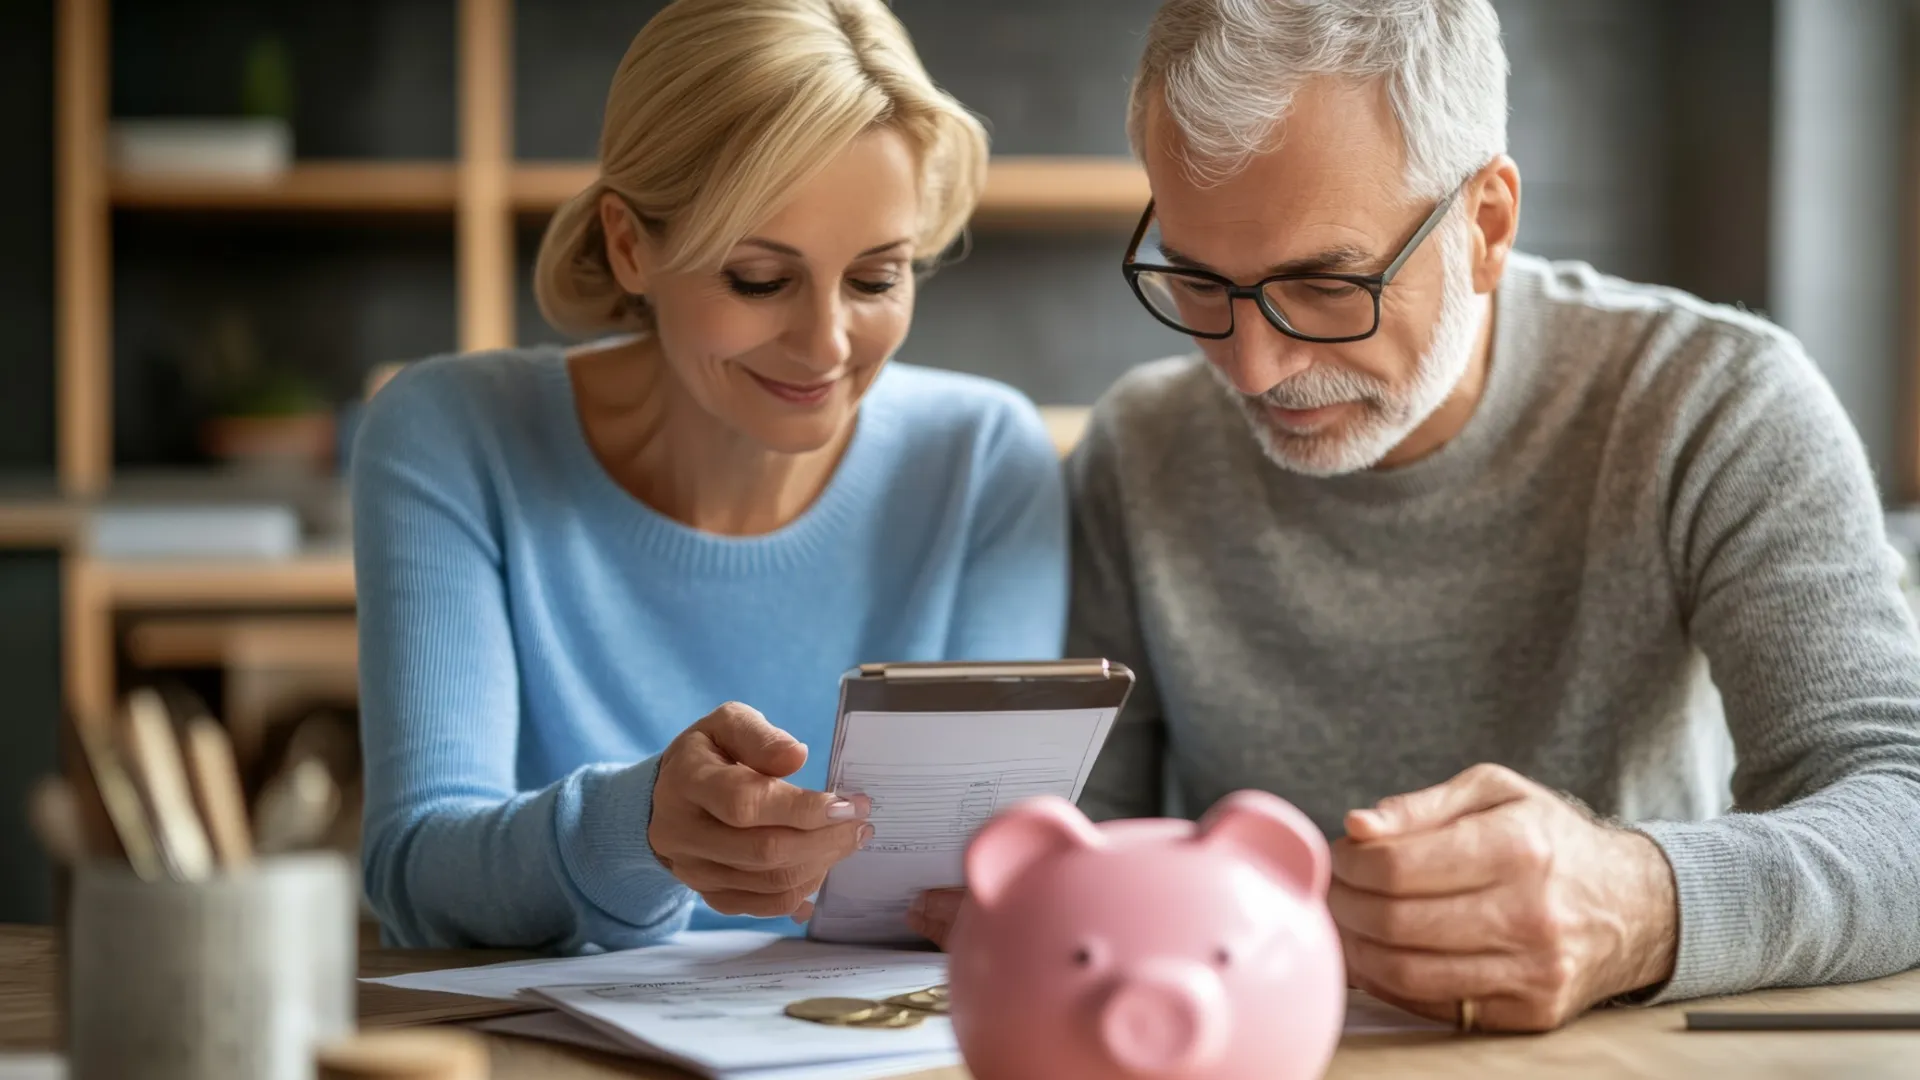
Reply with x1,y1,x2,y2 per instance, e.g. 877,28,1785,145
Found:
1098,959,1228,1076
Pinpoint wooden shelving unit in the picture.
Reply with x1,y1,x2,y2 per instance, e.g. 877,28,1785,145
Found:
39,0,1127,724
109,161,462,212
509,157,1149,225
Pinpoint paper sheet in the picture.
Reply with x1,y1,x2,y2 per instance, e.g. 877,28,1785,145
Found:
527,947,957,1076
809,707,1117,944
474,1011,955,1080
362,930,801,1000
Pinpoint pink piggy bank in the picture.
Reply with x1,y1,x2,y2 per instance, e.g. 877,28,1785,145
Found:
946,790,1344,1080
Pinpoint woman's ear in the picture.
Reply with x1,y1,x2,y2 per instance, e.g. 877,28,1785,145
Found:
597,191,653,297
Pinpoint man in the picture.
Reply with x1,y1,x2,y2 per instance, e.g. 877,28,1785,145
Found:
910,0,1920,1031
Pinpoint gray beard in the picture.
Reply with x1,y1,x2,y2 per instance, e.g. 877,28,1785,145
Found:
1216,220,1480,477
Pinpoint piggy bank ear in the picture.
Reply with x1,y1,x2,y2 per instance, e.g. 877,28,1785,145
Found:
965,796,1103,909
1195,790,1330,899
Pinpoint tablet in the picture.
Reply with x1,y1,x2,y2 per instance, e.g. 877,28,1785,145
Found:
805,659,1135,945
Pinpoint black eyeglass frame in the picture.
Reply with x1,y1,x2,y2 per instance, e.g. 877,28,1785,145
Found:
1121,177,1468,344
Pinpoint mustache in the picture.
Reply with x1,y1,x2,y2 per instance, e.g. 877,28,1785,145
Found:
1248,365,1390,410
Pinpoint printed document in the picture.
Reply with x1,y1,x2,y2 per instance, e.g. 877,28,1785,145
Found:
364,930,799,1000
526,948,956,1076
808,707,1118,944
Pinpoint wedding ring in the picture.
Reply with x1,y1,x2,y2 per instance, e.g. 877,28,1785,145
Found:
1457,997,1478,1033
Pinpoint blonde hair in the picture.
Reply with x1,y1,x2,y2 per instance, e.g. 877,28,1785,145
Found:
534,0,988,338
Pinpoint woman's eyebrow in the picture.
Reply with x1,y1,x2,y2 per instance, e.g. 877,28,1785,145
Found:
737,237,913,258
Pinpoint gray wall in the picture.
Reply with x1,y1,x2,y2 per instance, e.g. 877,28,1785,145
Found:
0,1,58,925
0,554,60,924
1772,0,1913,498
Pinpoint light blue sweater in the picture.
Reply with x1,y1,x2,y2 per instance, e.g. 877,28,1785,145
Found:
350,347,1068,952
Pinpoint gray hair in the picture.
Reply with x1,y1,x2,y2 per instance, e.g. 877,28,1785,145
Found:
1129,0,1509,197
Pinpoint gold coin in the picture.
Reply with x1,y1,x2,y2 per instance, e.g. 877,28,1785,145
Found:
884,989,950,1014
785,997,884,1024
845,1003,927,1029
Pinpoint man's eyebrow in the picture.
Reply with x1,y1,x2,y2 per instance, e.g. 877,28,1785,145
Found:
1157,242,1379,276
738,237,912,259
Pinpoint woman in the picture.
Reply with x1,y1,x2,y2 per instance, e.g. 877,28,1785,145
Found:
351,0,1066,952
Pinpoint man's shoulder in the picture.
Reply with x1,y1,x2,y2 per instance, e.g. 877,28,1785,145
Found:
1509,253,1813,393
1081,355,1222,451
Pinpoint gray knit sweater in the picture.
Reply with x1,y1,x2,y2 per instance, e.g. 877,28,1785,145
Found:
1070,252,1920,1003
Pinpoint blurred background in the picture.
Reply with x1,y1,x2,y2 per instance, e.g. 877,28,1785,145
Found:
0,0,1914,925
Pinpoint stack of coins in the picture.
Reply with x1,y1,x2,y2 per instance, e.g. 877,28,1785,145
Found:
784,984,950,1029
884,984,949,1015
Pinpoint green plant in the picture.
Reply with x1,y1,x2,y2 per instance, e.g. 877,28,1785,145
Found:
188,309,328,419
240,35,295,121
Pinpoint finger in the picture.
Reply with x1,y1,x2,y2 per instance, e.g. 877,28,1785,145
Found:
1341,933,1537,1006
1328,876,1551,949
701,886,817,919
1346,763,1532,840
1351,973,1558,1033
695,702,808,778
793,899,814,923
1331,807,1527,896
907,887,966,935
689,766,870,830
906,888,965,950
669,855,827,898
1347,973,1461,1029
671,815,871,873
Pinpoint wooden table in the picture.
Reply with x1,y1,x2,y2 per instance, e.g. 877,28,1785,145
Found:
3,924,1917,1078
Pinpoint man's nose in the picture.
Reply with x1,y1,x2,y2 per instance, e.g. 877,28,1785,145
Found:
1216,298,1312,396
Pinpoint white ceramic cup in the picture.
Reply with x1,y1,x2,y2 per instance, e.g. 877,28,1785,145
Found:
66,851,357,1080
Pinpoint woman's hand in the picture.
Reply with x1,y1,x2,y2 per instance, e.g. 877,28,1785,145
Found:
648,702,871,919
905,887,967,948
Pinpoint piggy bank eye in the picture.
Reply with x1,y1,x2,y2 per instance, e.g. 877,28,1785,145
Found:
1212,945,1232,968
1071,940,1106,969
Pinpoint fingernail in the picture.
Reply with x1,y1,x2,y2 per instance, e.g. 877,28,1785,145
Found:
857,824,874,848
826,798,857,821
1351,809,1384,833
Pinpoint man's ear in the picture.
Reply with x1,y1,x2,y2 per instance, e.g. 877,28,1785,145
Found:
597,191,653,297
1467,154,1521,295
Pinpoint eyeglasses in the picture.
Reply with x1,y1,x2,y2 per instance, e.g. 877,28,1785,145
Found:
1121,178,1466,344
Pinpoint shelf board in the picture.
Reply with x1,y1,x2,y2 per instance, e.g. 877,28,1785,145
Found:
511,156,1147,227
0,475,80,548
88,552,356,607
511,162,597,213
104,157,1145,223
110,161,459,212
974,157,1149,227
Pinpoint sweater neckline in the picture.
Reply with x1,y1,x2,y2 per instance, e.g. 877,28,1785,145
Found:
534,345,890,576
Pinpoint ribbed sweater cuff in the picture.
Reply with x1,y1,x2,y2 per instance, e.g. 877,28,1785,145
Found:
1628,820,1764,1003
562,755,691,930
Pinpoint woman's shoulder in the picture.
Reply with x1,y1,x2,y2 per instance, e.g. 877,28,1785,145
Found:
362,347,564,425
350,346,569,490
864,363,1057,468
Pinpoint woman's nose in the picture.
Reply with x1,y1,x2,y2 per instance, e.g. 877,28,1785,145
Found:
793,289,853,373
